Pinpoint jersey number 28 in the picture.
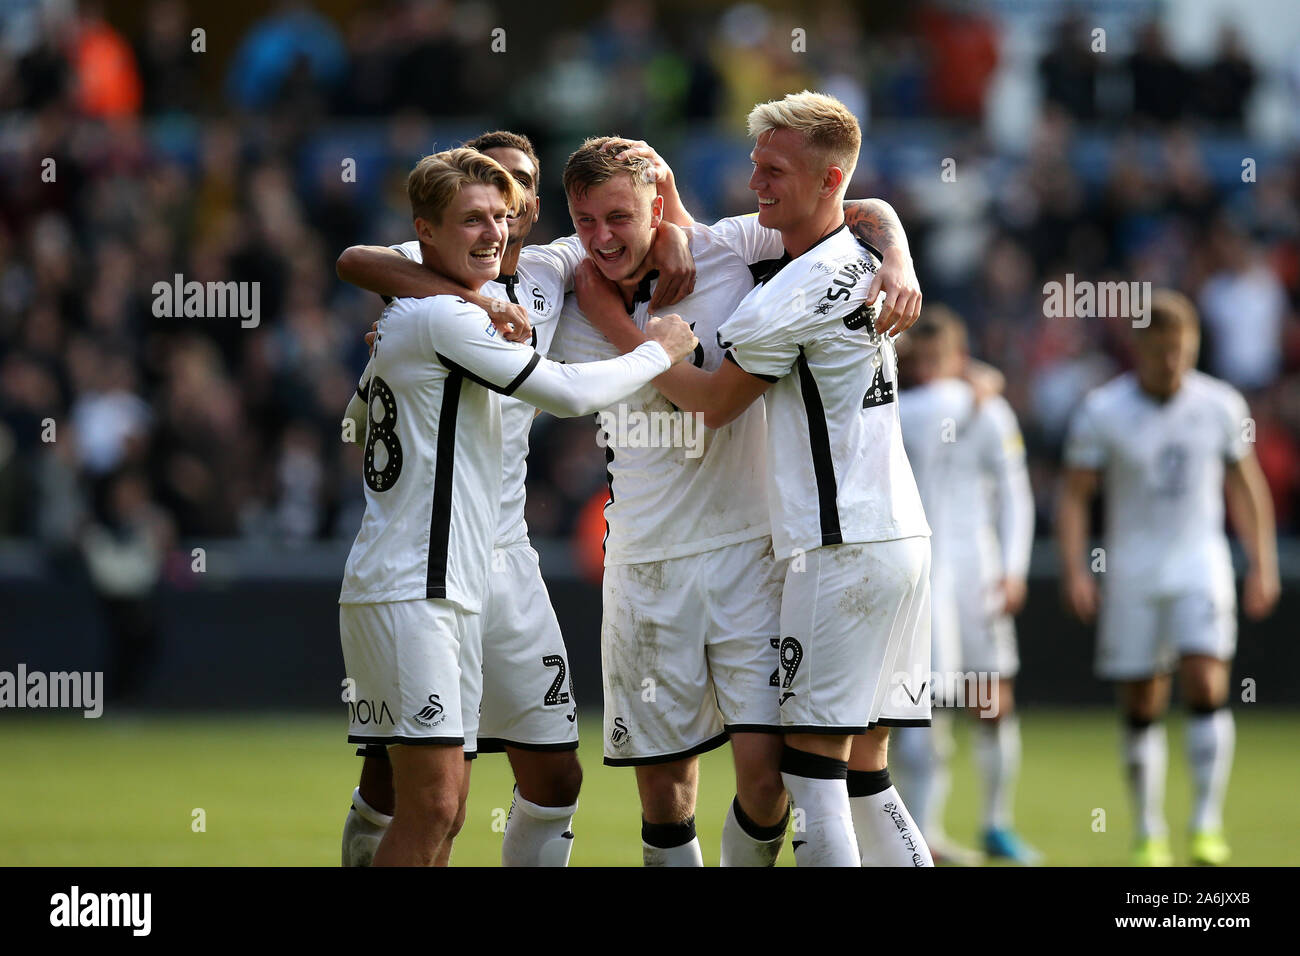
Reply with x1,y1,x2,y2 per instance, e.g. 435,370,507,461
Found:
364,377,404,492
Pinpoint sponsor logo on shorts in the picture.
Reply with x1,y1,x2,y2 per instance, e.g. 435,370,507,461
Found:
349,698,395,726
413,694,446,728
610,716,630,748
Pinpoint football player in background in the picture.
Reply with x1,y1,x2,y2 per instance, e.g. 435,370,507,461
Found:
1057,290,1279,866
894,305,1039,865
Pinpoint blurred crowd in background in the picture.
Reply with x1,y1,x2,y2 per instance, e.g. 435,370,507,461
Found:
2,0,1300,585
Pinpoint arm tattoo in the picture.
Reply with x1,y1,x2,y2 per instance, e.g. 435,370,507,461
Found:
843,199,907,255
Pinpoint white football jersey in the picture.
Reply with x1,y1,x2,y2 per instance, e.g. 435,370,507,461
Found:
900,380,1034,581
340,295,540,611
549,214,785,565
394,237,585,547
718,224,930,560
1064,370,1251,595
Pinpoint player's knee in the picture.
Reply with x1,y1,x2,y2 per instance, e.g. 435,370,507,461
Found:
736,769,786,820
549,755,583,806
400,785,461,834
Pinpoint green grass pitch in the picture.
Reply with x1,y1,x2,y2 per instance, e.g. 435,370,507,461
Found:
1,709,1296,866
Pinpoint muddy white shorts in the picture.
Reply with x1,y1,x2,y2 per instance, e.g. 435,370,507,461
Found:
601,535,783,765
777,537,932,733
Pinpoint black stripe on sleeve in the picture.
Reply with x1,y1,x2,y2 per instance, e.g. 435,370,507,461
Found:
426,372,463,599
795,348,842,546
435,350,537,397
501,352,541,395
724,349,780,383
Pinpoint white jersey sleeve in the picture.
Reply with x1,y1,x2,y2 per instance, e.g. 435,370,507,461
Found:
1063,393,1109,470
1217,385,1252,464
426,296,671,418
518,235,586,295
979,396,1035,580
707,213,786,266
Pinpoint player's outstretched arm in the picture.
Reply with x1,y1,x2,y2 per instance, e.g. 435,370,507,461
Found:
1225,452,1281,619
507,315,696,417
336,244,531,342
844,199,921,338
424,295,698,419
574,259,769,424
1056,466,1101,622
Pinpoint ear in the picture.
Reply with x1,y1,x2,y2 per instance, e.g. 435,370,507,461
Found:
821,165,845,198
532,194,542,223
414,217,435,243
649,193,664,229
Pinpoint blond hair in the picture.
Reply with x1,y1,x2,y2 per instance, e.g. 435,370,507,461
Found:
562,136,656,200
1141,288,1201,337
407,147,525,224
747,90,862,187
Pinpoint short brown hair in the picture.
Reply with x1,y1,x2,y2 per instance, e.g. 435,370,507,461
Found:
464,129,540,181
747,90,862,186
562,136,655,200
910,303,969,354
1141,288,1201,336
407,147,525,224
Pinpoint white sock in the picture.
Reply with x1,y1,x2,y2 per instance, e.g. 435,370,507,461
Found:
780,748,860,867
974,714,1021,830
502,787,577,867
341,786,392,867
1186,708,1234,832
641,818,703,867
1124,720,1168,839
720,796,787,866
848,768,934,866
891,716,952,839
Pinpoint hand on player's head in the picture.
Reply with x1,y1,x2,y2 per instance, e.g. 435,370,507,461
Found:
644,313,698,365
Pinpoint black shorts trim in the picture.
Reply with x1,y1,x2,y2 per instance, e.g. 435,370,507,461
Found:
348,734,465,747
869,717,932,729
603,731,729,767
724,723,784,735
475,736,581,754
780,724,869,735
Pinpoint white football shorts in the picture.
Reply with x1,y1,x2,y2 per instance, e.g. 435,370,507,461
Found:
601,535,783,765
778,537,932,732
340,598,483,753
1096,582,1237,680
477,544,580,753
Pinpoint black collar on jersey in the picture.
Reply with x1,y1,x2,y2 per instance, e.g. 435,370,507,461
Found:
494,272,536,345
497,273,519,302
751,222,852,287
626,269,660,313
